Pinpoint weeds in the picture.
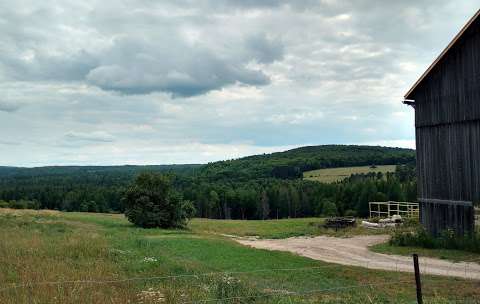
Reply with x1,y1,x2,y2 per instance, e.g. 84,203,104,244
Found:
390,226,480,254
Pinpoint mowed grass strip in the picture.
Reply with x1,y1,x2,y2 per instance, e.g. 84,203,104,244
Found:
0,209,479,303
370,242,480,263
188,217,387,239
303,165,396,183
189,217,325,239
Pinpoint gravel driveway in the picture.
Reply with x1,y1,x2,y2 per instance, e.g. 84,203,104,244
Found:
237,235,480,280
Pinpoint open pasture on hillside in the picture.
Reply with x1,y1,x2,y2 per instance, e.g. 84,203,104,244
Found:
0,209,478,303
303,165,396,183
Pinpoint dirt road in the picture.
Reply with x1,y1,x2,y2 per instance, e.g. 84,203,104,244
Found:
237,235,480,279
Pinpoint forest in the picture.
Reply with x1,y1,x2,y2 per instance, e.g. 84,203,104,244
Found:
0,145,416,219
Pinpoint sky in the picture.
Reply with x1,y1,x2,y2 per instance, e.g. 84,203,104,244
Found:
0,1,478,167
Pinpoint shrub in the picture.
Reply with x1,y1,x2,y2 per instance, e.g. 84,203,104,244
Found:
123,172,195,228
402,216,420,227
25,200,41,210
0,200,9,208
1,199,40,210
315,199,337,217
390,226,480,253
9,200,27,209
344,209,357,217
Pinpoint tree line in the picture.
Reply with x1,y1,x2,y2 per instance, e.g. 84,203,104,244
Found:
0,145,416,219
180,167,416,219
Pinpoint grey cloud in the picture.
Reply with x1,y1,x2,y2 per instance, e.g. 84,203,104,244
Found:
0,140,21,146
85,37,270,97
199,0,322,11
245,34,284,64
64,131,115,143
1,12,273,97
0,2,100,82
1,50,98,82
0,0,476,166
0,100,21,112
211,0,285,9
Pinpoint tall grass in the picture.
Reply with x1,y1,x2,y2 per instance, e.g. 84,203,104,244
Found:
0,210,139,303
1,209,479,303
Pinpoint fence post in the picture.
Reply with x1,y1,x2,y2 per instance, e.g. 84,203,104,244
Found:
413,254,423,304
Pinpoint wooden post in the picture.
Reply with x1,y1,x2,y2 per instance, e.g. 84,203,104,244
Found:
413,254,423,304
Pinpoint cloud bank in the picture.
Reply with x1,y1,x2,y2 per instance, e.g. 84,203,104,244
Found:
0,0,477,166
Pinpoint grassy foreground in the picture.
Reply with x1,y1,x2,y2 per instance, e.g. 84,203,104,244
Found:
303,165,396,183
0,209,479,303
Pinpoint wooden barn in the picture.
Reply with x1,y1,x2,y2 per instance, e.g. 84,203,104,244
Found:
404,9,480,236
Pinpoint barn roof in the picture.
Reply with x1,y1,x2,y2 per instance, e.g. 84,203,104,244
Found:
404,9,480,100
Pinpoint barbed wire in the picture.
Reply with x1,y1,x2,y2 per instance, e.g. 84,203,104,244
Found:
3,255,479,293
0,264,348,292
185,279,414,303
1,255,478,295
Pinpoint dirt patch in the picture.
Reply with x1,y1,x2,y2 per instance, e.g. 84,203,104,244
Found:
237,235,480,280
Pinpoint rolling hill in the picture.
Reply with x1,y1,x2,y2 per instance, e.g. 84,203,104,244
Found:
199,145,415,181
0,145,416,216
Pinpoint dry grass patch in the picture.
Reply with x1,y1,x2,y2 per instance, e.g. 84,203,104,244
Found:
0,210,136,304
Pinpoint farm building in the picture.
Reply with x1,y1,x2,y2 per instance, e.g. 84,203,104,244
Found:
404,9,480,236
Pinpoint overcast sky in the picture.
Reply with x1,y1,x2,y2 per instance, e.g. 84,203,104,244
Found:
0,1,478,166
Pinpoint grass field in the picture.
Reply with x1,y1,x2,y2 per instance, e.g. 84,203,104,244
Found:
370,242,480,263
189,218,387,239
303,165,396,183
0,209,479,303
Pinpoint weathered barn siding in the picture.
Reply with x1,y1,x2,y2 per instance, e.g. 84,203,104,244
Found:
416,122,480,203
419,200,475,236
407,12,480,235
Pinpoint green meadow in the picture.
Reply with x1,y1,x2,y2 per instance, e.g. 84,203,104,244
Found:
303,165,396,183
0,209,478,303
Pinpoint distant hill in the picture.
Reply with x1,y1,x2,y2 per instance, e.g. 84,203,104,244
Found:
199,145,415,181
0,145,416,216
0,164,201,178
0,145,414,182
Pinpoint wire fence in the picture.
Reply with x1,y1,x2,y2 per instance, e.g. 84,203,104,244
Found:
0,264,344,292
184,280,414,304
1,256,479,303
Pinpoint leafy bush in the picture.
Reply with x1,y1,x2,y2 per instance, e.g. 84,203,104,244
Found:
402,216,420,227
314,198,337,217
123,172,195,228
0,200,9,208
1,200,40,210
344,209,357,217
390,226,480,253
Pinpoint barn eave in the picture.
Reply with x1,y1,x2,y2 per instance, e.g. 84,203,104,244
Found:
404,9,480,100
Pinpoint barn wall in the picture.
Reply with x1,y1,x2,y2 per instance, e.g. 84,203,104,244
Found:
420,201,475,236
410,15,480,235
416,121,480,203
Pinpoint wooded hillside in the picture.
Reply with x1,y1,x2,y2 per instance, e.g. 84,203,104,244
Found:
0,145,416,219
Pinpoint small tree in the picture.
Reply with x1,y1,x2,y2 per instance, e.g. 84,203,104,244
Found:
321,199,337,217
123,172,195,228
